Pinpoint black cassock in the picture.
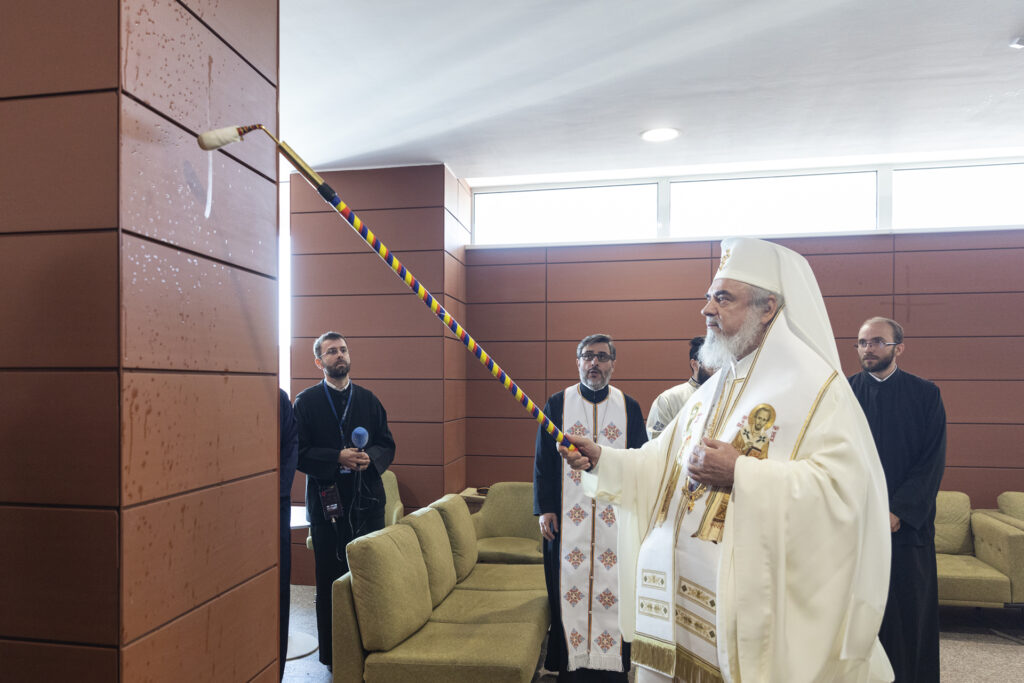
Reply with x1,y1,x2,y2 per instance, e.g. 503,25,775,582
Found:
294,380,395,667
533,383,648,682
850,367,946,683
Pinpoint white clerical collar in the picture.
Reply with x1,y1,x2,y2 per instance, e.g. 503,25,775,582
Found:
869,365,898,382
324,376,351,392
731,350,756,379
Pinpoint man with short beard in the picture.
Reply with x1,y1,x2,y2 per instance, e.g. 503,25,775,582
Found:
561,238,893,683
849,317,946,683
646,336,712,439
294,331,395,670
534,333,648,681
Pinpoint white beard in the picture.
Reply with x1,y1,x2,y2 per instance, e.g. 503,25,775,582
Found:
699,307,765,370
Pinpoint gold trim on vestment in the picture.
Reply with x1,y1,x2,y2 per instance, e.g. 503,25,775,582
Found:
672,647,725,683
789,370,839,460
677,576,717,611
631,634,676,676
674,604,717,645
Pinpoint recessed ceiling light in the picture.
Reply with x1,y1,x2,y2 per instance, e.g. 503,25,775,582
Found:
1011,37,1024,49
641,128,679,142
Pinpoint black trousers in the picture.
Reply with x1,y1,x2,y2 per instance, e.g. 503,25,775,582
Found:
310,508,385,667
279,498,291,680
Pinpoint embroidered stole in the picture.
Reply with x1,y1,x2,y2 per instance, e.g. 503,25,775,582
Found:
560,384,628,672
631,311,838,681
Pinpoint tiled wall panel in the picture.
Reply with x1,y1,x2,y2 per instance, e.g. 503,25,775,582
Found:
463,230,1024,504
120,570,278,682
121,235,277,373
0,231,119,367
291,166,447,213
1,371,119,507
122,373,278,504
121,474,277,641
0,1,118,98
120,97,277,275
183,0,279,83
391,422,444,466
291,207,446,255
293,294,443,338
1,508,118,644
0,92,118,233
0,640,118,683
292,250,444,296
120,0,276,178
390,464,445,509
465,341,547,381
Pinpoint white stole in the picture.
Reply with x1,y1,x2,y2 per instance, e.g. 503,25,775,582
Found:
632,311,838,681
560,384,629,672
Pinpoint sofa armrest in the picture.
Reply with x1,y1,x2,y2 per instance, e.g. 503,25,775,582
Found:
971,511,1024,603
472,510,486,539
332,573,367,683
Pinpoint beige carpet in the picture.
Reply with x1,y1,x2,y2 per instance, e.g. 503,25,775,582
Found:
284,585,1024,682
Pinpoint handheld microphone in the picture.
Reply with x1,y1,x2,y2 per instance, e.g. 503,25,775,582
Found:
352,426,369,450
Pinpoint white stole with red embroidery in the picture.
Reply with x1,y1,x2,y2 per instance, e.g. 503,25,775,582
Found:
560,383,628,672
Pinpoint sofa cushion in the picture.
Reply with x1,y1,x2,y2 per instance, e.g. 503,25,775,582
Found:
457,563,547,592
346,524,432,652
936,553,1011,606
997,491,1024,521
399,507,458,608
934,491,973,555
477,537,543,564
430,494,479,582
363,621,542,683
431,588,549,644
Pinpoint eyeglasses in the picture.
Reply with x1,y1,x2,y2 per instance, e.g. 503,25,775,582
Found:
579,352,614,363
854,339,899,350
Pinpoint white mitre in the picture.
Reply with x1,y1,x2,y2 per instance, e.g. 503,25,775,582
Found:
715,237,841,373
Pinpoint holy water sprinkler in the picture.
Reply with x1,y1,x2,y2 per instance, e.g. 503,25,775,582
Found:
198,124,576,452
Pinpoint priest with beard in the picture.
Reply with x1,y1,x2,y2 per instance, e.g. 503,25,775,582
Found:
646,336,712,439
294,331,395,670
534,333,648,681
849,317,946,683
560,238,893,683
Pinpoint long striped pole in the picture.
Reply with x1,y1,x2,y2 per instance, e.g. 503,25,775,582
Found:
198,124,574,450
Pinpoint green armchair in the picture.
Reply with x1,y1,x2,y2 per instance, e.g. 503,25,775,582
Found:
934,491,1024,608
471,482,543,564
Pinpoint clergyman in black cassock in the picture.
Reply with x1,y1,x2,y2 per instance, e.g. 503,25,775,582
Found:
294,333,395,668
850,317,946,683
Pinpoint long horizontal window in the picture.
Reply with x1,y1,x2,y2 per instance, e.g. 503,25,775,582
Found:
892,163,1024,229
670,172,877,237
473,184,658,245
471,161,1022,246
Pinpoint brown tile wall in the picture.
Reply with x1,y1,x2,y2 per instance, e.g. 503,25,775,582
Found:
1,0,280,678
289,164,470,582
463,229,1024,508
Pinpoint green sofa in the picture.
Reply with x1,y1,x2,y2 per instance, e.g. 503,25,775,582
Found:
331,494,549,683
935,491,1024,608
976,491,1024,534
472,481,543,564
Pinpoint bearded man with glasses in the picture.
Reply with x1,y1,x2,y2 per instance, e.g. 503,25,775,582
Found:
534,333,648,681
850,317,946,683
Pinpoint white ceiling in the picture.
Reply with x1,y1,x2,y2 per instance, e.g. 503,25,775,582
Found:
279,0,1024,185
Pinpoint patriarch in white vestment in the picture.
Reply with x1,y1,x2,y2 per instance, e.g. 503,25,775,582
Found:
561,238,893,683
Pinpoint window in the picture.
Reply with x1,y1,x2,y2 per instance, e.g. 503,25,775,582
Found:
892,163,1024,229
670,172,877,237
473,184,658,245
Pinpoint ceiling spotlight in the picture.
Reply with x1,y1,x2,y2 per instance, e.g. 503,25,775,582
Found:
1011,37,1024,50
641,128,679,142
